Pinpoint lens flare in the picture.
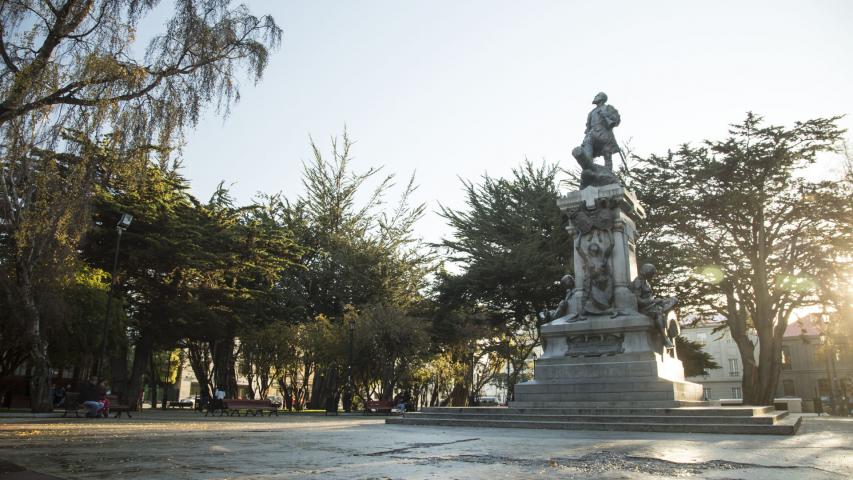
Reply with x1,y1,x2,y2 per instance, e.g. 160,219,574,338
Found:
696,265,724,284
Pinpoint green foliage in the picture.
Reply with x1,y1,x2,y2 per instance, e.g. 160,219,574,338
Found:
438,161,571,322
630,113,850,404
0,0,281,412
436,161,571,401
675,335,721,377
0,0,281,145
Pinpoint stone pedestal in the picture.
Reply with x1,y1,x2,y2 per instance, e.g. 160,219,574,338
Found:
514,185,703,406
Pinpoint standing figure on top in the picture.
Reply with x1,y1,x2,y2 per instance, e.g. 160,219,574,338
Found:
581,92,621,171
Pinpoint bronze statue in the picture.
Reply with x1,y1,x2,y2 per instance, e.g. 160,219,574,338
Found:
579,237,615,316
540,275,578,323
572,92,622,188
631,264,679,348
582,92,621,170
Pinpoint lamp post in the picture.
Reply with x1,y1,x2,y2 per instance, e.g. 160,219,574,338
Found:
345,317,355,413
505,332,512,404
93,213,132,378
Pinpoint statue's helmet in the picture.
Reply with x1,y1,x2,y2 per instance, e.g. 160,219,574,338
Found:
640,263,657,278
560,274,575,289
592,92,608,105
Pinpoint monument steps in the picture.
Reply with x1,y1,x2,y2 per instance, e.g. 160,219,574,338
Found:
396,412,782,425
386,407,801,435
507,391,696,402
419,405,774,417
508,400,709,408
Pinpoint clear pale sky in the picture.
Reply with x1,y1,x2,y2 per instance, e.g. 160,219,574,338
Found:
143,0,853,245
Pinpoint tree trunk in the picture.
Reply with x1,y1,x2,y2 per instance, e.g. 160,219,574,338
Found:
28,339,52,412
186,340,212,403
308,367,332,409
149,378,157,409
258,370,270,398
18,264,52,413
212,337,238,397
126,333,154,410
109,342,130,401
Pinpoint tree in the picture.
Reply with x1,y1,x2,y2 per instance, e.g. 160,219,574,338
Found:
630,114,850,405
437,161,572,401
0,0,281,412
675,335,721,377
349,304,431,402
84,166,301,406
278,132,434,408
0,0,280,133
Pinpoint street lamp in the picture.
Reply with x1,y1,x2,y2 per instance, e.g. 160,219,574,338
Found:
505,333,512,404
345,317,355,413
93,213,132,377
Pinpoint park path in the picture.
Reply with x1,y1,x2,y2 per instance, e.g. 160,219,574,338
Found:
1,411,851,479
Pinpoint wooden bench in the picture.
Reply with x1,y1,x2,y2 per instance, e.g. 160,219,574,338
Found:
61,393,132,418
208,399,279,417
363,400,395,415
167,399,193,409
62,392,83,418
106,395,133,418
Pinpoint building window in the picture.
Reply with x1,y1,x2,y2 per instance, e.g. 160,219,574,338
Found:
781,346,792,370
782,380,796,397
811,349,822,367
728,358,740,377
703,388,712,400
731,387,742,399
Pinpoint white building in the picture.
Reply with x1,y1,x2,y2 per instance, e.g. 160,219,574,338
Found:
680,323,758,401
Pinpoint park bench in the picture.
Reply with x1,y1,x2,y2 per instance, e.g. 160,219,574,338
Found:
106,395,133,418
61,393,132,418
167,399,193,409
61,392,83,417
363,400,395,415
208,399,279,417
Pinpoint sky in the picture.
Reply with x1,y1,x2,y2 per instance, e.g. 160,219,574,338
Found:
140,0,853,245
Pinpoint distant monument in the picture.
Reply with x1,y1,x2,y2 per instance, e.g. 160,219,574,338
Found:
513,93,703,406
389,94,798,433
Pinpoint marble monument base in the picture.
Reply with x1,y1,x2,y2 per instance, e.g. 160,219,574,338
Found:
514,314,704,406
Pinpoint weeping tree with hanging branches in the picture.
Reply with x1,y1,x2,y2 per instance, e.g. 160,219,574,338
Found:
0,0,281,411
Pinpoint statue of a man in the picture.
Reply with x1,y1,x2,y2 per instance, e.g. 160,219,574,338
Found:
581,92,621,171
540,275,578,323
631,264,679,348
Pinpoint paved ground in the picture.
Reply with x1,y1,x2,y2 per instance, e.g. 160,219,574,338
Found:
0,410,850,479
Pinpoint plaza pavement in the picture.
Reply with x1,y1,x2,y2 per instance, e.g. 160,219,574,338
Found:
0,409,850,479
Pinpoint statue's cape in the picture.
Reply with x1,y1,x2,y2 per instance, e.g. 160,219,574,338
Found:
600,104,620,127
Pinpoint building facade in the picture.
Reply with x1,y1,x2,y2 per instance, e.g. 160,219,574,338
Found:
681,324,755,401
682,314,853,411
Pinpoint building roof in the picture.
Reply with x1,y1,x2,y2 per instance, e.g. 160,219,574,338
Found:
683,313,825,338
784,314,823,338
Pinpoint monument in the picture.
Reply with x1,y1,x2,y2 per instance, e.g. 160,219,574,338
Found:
514,92,702,406
389,93,799,433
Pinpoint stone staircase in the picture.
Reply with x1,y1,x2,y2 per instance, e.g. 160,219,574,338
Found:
386,405,802,435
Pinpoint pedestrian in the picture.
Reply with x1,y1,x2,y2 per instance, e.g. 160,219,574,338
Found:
97,380,110,418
